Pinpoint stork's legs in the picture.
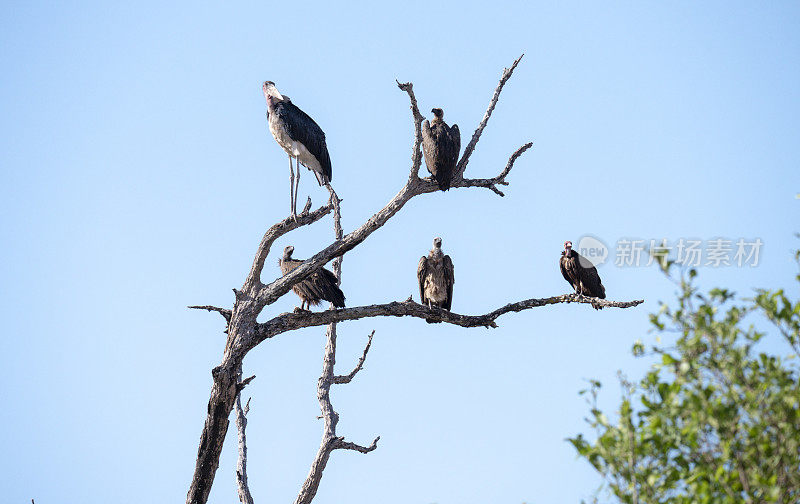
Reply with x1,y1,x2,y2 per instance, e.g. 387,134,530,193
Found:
289,155,296,220
294,158,301,216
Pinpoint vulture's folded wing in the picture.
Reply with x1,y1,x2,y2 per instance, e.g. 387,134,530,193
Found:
443,254,455,311
417,256,429,304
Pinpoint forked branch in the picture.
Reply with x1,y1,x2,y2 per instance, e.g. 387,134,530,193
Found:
455,53,524,179
333,331,375,384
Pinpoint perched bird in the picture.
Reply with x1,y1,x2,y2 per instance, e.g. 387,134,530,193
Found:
279,246,345,310
263,81,332,219
560,241,606,309
417,237,455,322
422,108,461,191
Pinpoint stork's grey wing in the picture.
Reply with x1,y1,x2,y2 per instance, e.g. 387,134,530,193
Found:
417,256,428,304
443,254,455,311
275,101,332,183
421,120,436,175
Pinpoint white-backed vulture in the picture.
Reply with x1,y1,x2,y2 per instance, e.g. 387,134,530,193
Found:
417,237,455,323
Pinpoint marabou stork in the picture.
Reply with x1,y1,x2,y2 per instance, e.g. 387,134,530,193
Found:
560,241,606,309
422,108,461,191
417,237,455,323
279,245,345,310
263,81,332,219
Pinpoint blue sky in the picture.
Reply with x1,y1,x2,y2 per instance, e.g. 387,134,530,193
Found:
1,1,799,503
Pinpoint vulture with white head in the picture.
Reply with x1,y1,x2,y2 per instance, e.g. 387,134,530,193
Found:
559,240,606,309
417,237,455,322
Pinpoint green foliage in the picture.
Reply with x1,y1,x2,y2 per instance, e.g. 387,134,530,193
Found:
569,254,800,504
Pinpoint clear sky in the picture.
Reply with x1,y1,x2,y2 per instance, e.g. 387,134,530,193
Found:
1,1,799,503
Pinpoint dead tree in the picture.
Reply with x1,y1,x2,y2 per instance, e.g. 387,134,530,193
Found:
186,55,644,504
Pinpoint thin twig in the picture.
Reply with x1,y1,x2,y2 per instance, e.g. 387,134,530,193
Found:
333,331,375,384
188,305,232,322
456,142,532,196
236,375,256,393
235,366,254,504
396,80,425,180
335,436,380,453
455,53,524,180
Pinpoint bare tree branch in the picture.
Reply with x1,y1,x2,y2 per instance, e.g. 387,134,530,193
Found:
455,53,524,180
334,436,380,453
188,305,232,323
235,366,254,504
332,331,375,384
255,295,644,343
457,142,532,196
395,80,425,180
236,374,256,393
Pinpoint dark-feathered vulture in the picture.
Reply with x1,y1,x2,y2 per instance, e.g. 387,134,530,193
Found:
422,108,461,191
417,237,455,323
560,241,606,309
263,81,332,219
279,246,345,310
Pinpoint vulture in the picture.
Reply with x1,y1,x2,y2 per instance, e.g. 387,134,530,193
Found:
560,240,606,309
417,237,455,323
422,108,461,191
263,81,332,219
279,246,345,310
